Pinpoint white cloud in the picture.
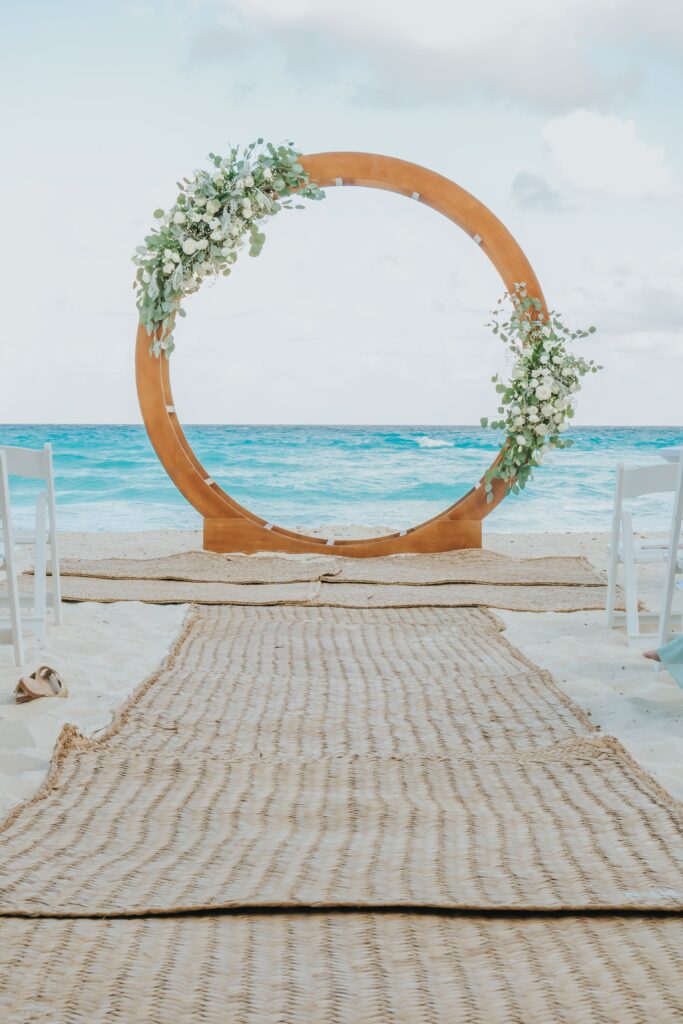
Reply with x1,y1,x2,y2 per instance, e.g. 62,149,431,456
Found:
542,110,675,197
511,172,565,212
188,0,642,112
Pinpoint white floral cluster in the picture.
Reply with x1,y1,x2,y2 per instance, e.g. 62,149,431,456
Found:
481,285,599,501
133,140,324,356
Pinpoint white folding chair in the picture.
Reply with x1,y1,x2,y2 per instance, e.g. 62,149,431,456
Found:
654,458,683,662
0,443,62,630
606,461,683,639
0,451,25,665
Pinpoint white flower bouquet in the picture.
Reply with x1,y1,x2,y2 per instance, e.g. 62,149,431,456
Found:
133,140,325,356
481,284,600,500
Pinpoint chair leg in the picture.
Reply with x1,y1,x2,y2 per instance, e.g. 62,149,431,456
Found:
45,450,63,626
621,515,640,640
606,548,618,629
655,562,680,669
33,494,48,640
606,468,623,629
48,521,62,626
5,560,25,667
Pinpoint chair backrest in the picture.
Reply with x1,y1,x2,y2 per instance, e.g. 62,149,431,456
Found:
609,461,681,562
0,451,16,551
0,443,53,482
668,458,683,542
618,461,681,500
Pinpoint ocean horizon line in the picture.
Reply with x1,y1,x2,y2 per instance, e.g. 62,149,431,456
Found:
2,422,681,430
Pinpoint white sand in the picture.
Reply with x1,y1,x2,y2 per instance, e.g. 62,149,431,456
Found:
487,531,683,801
1,529,681,821
0,532,189,818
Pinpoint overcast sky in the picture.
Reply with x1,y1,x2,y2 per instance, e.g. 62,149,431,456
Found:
1,0,681,425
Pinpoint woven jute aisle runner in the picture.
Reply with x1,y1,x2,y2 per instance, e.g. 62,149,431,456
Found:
1,606,681,1021
36,549,621,610
55,549,607,586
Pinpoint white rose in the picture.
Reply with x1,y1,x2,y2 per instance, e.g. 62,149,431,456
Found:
541,403,555,418
535,385,552,401
535,423,548,436
510,406,520,416
196,238,209,250
262,167,272,180
551,383,560,394
557,422,568,432
569,383,579,393
539,354,549,364
164,248,175,260
206,198,220,215
516,435,526,445
210,229,223,241
528,412,539,423
245,175,254,187
189,212,202,222
201,261,213,272
194,195,207,208
173,211,186,225
182,238,197,255
163,262,174,274
213,174,224,187
229,223,240,236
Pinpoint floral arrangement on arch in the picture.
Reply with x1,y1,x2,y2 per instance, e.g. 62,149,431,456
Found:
133,140,324,356
481,284,599,500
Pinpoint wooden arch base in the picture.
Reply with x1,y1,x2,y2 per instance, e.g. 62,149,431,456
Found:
136,152,546,556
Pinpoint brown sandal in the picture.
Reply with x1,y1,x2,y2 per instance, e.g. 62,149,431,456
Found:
14,665,68,704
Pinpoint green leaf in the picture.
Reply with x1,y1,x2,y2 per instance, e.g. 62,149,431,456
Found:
153,209,164,219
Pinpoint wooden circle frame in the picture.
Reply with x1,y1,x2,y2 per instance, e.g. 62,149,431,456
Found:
136,151,546,556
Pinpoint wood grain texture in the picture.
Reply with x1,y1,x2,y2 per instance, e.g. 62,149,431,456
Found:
136,152,546,556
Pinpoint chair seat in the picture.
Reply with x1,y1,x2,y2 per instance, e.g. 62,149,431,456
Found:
1,530,50,545
13,532,50,545
615,547,682,566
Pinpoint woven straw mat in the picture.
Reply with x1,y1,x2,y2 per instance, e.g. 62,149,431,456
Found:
1,913,681,1024
44,577,615,611
1,606,680,917
55,548,606,586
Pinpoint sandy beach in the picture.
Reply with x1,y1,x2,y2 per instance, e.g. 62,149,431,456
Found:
1,528,681,822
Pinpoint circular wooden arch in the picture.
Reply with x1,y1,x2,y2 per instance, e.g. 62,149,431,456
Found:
136,152,546,556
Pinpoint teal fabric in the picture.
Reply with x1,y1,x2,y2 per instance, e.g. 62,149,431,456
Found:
658,635,683,687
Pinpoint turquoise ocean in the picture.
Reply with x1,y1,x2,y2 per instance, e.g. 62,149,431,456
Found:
1,425,681,535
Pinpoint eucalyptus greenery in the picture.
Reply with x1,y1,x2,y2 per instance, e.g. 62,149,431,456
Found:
133,140,325,356
480,284,599,501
